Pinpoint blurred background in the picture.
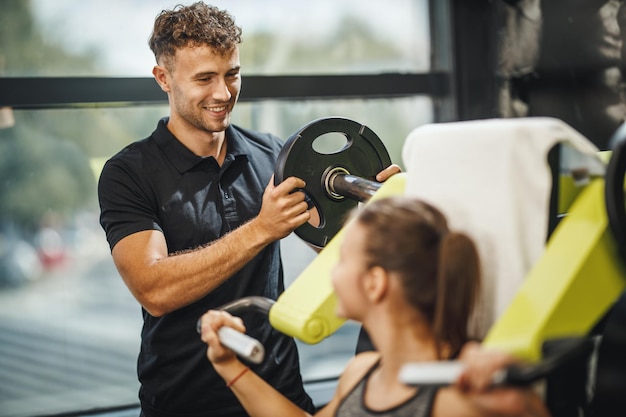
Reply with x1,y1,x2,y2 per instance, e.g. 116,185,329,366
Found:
0,1,432,416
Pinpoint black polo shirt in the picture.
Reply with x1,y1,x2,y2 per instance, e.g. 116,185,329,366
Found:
98,118,313,417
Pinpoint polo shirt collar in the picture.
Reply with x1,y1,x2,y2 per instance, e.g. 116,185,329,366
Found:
152,117,250,174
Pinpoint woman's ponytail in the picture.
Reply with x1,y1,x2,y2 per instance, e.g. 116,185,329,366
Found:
355,196,481,359
433,231,481,358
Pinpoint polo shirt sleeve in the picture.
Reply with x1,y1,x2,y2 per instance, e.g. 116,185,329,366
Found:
98,156,162,252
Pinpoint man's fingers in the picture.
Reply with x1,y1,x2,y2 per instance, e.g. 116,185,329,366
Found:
376,164,402,182
272,176,306,193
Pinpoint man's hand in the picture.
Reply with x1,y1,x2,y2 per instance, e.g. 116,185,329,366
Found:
255,175,311,242
259,164,401,249
375,163,402,182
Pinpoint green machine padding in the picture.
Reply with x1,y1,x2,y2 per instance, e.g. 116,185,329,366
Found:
483,177,626,361
269,173,407,344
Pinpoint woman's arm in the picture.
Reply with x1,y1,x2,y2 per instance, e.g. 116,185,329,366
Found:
200,310,312,417
199,310,382,417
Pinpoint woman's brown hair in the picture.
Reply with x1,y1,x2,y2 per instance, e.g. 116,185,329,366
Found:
355,196,481,358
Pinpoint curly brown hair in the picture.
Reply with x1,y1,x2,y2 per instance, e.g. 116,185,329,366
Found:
148,2,242,68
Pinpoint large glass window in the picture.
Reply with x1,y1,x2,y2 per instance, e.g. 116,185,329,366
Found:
0,1,432,416
12,0,429,77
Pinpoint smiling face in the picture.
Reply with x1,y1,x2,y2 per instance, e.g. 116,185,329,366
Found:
155,45,241,139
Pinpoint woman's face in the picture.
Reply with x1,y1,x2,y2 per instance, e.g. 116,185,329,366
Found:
331,221,371,320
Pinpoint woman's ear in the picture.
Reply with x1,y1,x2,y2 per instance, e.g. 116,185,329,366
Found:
364,266,388,303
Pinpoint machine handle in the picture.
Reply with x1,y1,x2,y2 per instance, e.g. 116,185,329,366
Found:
217,326,265,365
196,296,274,364
399,337,594,388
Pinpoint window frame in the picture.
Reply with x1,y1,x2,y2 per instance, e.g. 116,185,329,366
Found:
0,73,449,109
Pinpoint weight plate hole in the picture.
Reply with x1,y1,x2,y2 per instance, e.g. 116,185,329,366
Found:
307,204,324,229
311,132,349,154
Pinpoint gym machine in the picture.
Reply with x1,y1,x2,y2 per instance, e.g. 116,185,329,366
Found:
202,116,626,415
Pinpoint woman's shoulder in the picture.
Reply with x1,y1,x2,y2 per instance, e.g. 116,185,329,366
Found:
335,351,381,397
317,351,381,417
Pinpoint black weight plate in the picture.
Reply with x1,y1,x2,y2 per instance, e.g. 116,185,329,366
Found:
274,117,391,248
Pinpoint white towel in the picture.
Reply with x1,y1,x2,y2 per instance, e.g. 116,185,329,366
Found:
401,117,601,338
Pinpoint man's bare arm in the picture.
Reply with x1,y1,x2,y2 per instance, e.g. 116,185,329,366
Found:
111,176,310,317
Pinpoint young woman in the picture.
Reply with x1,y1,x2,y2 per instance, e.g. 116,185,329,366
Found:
199,195,550,417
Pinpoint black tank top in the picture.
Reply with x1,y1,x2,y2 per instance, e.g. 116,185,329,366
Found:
335,361,438,417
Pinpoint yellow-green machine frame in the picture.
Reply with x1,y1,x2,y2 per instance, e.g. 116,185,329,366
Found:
483,174,625,361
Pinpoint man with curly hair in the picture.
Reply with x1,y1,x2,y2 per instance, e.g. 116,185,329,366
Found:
97,2,358,416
